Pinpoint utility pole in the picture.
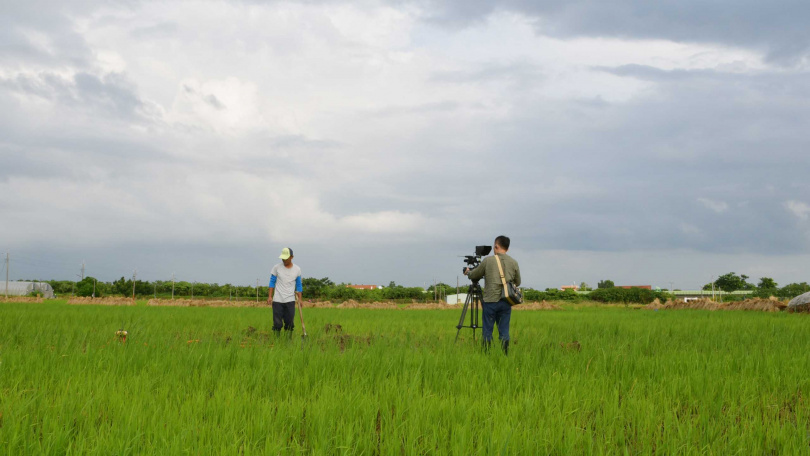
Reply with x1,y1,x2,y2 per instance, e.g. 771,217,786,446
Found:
81,260,85,281
132,270,137,300
172,272,175,300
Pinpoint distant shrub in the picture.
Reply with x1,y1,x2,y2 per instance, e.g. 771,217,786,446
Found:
588,287,672,304
523,288,582,302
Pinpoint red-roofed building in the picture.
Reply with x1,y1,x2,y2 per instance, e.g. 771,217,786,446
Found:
617,285,652,290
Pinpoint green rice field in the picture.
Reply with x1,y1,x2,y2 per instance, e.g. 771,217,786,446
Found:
1,301,809,454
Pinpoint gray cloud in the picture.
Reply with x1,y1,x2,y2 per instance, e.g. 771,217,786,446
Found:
403,0,810,64
1,71,149,121
2,0,809,290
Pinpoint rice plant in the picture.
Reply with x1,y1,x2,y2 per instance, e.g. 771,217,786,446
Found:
1,301,808,454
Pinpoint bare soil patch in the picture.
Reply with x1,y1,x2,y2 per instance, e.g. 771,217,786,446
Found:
1,296,45,303
513,301,563,311
647,297,787,312
147,299,265,307
68,297,135,306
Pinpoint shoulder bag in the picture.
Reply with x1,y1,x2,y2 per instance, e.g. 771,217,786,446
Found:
494,254,523,305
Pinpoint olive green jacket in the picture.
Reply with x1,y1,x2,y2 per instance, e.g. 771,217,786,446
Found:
466,253,521,303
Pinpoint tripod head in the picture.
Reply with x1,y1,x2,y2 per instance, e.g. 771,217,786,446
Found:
462,245,492,273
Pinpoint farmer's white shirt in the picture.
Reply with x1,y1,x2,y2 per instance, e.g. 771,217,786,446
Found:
269,263,302,303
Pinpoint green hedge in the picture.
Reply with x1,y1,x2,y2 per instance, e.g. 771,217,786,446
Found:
587,287,672,304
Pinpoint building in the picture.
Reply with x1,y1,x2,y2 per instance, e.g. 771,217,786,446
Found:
3,281,55,298
617,285,652,290
560,285,579,291
445,293,468,305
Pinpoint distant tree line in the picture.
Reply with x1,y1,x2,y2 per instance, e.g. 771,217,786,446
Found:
703,272,809,299
45,277,272,300
31,272,810,303
41,276,434,302
522,287,673,304
301,278,429,302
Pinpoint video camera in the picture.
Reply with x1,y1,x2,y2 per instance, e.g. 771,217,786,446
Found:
462,245,492,273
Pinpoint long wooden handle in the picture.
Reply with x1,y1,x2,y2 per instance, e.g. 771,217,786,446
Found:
297,297,307,336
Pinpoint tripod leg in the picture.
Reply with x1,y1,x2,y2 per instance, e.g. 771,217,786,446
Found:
472,288,484,342
455,297,471,343
471,297,477,341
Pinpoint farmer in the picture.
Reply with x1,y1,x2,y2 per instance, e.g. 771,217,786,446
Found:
268,247,303,335
463,235,521,355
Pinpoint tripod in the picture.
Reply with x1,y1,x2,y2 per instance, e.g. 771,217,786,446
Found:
455,279,484,343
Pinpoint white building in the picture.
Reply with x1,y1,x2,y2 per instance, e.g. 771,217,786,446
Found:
3,281,55,298
445,293,468,305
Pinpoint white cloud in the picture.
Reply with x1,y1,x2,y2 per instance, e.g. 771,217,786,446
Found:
679,223,702,235
3,1,810,285
340,211,428,234
697,197,729,213
785,200,810,221
168,78,267,134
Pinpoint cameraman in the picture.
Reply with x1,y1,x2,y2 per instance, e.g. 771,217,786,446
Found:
464,235,521,355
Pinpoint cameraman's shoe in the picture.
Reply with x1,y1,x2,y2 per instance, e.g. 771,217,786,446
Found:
501,340,509,355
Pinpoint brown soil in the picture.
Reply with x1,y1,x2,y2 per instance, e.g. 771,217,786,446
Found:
646,297,787,312
338,300,399,309
1,296,45,303
646,298,665,310
68,297,136,306
146,299,265,307
512,300,563,311
406,302,457,310
303,300,338,308
324,323,343,333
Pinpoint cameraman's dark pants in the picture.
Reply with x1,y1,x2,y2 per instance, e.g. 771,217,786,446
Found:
482,299,511,342
272,301,296,333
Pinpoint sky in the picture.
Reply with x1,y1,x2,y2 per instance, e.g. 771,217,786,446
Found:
2,0,809,290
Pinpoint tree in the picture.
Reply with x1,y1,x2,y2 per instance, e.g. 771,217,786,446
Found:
597,280,614,289
757,277,778,289
580,282,592,291
112,276,131,296
779,282,810,299
301,277,334,299
713,272,751,293
427,283,454,293
76,277,101,297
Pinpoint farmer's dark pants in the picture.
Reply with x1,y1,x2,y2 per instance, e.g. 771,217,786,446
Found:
272,301,295,333
482,299,511,342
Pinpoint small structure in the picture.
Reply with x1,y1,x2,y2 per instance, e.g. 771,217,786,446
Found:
3,281,55,298
788,292,810,311
445,293,468,305
346,284,383,290
560,285,579,291
617,285,652,290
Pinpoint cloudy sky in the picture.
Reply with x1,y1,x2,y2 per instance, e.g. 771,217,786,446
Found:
2,0,809,290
